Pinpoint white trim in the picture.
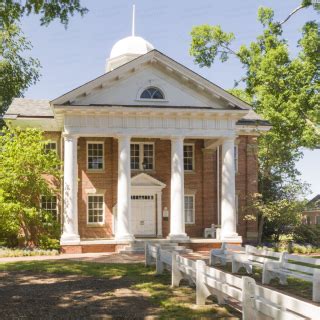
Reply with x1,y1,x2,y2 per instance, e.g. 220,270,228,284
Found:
130,142,155,171
184,143,195,172
234,144,239,173
40,194,58,219
184,194,195,225
87,194,105,226
86,141,105,171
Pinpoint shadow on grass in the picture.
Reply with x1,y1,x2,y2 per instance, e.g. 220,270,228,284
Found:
0,261,239,319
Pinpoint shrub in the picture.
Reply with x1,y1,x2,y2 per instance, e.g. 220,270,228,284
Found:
292,224,320,246
38,236,60,251
0,247,59,258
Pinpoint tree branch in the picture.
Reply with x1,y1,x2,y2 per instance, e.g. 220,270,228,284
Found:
280,4,307,25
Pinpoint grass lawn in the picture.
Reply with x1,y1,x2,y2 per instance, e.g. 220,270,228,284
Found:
0,260,239,319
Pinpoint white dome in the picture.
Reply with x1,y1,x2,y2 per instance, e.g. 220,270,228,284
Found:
106,36,154,72
110,36,154,59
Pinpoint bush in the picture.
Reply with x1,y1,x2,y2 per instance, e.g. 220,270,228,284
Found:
0,247,59,258
292,224,320,246
38,236,60,251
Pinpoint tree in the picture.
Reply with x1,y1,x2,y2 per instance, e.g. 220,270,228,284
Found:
0,126,61,246
0,1,88,117
190,1,320,241
246,181,309,243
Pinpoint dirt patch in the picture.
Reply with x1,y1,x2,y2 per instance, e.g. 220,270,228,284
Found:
0,271,158,320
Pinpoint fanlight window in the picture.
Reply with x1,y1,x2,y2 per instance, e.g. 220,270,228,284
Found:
140,87,164,99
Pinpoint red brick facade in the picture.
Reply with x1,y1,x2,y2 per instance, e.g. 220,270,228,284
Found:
48,134,259,242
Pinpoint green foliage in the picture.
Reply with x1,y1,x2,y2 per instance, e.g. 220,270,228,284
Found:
190,3,320,180
38,236,60,250
0,247,59,257
0,1,87,117
293,224,320,246
0,126,61,246
245,180,308,242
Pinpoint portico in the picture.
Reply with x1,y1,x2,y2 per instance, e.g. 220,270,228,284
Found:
59,106,242,245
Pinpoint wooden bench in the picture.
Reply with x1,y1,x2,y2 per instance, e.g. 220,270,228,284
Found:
232,245,284,274
210,242,245,266
262,252,320,302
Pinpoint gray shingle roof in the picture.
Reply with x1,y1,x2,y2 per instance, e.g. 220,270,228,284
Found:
5,98,53,117
4,98,269,126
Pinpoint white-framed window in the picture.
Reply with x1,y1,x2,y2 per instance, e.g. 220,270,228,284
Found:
184,144,194,171
184,195,195,224
44,141,57,154
87,195,104,224
130,142,154,171
41,195,58,219
140,87,164,99
234,145,239,173
316,216,320,225
87,142,104,170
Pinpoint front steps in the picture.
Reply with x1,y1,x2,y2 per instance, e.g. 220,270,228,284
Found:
118,240,193,254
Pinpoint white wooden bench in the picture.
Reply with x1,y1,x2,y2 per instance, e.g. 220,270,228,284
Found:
171,251,320,319
232,245,285,274
263,252,320,302
210,242,246,266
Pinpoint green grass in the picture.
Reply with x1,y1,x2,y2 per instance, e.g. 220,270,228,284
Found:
0,260,238,319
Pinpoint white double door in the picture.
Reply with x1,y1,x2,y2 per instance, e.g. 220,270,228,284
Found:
131,194,156,236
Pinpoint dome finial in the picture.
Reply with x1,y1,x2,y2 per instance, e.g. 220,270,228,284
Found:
132,4,135,37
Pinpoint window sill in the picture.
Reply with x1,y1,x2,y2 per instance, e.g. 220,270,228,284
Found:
185,223,195,225
86,169,105,174
184,171,196,175
87,223,106,228
135,99,169,103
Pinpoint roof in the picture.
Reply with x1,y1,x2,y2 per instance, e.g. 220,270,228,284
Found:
307,195,320,209
5,98,53,118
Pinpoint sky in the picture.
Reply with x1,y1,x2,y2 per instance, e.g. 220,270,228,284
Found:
20,0,319,198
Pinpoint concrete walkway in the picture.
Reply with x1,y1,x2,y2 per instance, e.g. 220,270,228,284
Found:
0,251,209,264
0,252,145,264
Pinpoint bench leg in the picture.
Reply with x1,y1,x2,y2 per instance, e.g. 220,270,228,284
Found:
313,270,320,302
279,274,287,285
262,268,272,285
232,260,241,273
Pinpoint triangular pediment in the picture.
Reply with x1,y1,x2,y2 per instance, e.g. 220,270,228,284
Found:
51,50,251,112
131,173,166,188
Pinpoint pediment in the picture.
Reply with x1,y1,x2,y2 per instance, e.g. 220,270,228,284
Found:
131,173,166,188
51,50,251,112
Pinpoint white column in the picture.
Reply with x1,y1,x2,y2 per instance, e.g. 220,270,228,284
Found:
61,134,80,244
168,137,188,240
115,135,135,241
221,137,240,239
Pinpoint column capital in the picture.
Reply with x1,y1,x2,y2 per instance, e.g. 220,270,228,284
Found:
115,134,131,140
170,136,185,142
62,132,78,141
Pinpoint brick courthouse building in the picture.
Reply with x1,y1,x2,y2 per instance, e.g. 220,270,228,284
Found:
4,34,270,253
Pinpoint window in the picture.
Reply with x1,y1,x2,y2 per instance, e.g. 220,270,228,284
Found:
317,216,320,225
185,195,195,224
130,143,154,170
44,141,57,154
87,195,104,224
41,195,58,219
307,216,311,225
87,142,104,170
234,145,238,173
184,144,194,171
140,87,164,99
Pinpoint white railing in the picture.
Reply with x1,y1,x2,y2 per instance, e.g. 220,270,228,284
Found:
145,244,320,319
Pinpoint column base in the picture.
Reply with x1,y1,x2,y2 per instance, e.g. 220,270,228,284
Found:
115,234,135,241
167,233,189,241
60,233,80,245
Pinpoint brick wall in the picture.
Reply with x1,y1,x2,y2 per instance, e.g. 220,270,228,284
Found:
64,135,259,240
